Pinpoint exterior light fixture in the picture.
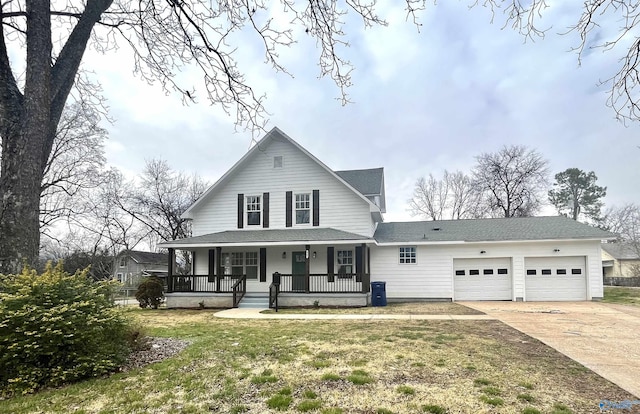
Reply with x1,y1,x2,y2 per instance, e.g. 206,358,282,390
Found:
480,250,486,254
553,248,560,253
282,252,286,259
313,251,317,259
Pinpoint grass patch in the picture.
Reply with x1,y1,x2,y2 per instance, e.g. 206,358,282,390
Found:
261,302,483,315
251,369,278,384
422,404,447,414
518,381,534,390
347,369,372,385
321,373,341,381
479,395,504,406
302,390,317,399
522,408,541,414
603,287,640,306
481,386,501,396
266,394,292,410
551,403,573,414
310,359,331,368
377,409,394,414
396,385,415,395
517,393,535,402
297,399,322,412
0,309,635,414
473,378,492,386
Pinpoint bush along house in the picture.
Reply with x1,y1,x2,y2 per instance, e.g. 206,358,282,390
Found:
159,128,615,308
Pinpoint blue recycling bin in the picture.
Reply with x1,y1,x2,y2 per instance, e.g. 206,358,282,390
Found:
371,281,387,307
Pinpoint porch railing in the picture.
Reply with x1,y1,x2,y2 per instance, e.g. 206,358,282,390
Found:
232,275,247,308
168,275,246,293
276,273,370,294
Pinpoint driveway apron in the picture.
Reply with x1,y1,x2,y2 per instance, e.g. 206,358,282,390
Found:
461,301,640,398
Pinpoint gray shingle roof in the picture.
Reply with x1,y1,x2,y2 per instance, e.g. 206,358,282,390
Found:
121,250,167,264
602,243,640,260
161,228,372,246
335,168,384,196
374,216,616,243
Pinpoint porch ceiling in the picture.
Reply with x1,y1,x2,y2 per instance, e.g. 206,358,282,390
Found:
160,228,373,248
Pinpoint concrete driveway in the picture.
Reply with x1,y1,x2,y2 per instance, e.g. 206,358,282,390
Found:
461,301,640,398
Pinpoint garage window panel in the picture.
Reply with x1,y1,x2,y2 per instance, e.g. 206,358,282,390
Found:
571,268,582,275
527,269,536,275
455,270,465,276
498,268,508,275
469,269,479,275
557,269,567,275
483,269,494,275
541,269,552,275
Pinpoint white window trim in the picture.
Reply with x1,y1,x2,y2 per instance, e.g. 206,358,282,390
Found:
245,195,262,226
221,251,259,279
293,192,312,226
336,249,354,276
399,246,417,265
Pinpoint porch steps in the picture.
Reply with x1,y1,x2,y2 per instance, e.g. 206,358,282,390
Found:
237,294,269,309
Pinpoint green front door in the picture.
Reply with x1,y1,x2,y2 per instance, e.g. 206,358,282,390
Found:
292,251,306,292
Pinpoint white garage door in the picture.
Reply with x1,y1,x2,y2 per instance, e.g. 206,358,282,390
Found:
453,258,512,301
525,256,587,301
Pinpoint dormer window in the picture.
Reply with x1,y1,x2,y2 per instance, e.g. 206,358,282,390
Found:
295,193,310,224
246,195,261,226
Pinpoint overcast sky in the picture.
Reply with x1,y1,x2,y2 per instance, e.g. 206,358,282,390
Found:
84,1,639,223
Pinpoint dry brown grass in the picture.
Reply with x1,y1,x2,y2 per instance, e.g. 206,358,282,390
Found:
263,302,483,315
3,310,637,414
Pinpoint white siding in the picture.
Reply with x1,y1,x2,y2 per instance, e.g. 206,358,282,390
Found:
190,138,375,237
370,239,604,301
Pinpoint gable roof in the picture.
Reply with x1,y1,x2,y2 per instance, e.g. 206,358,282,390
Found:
335,168,386,212
602,243,640,260
119,250,167,265
160,228,373,248
182,127,381,219
374,216,616,244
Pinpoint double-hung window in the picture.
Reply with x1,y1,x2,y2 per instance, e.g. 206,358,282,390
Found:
336,250,353,276
246,195,261,226
295,193,310,224
399,247,416,264
222,252,258,279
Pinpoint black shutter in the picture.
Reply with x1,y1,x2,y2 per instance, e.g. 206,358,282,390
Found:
327,246,335,283
355,245,363,282
260,248,267,282
192,251,196,274
285,191,292,227
263,192,269,228
208,249,215,282
312,189,320,226
237,194,244,228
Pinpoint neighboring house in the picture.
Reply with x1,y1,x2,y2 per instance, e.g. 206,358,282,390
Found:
114,250,168,287
602,243,640,284
159,128,614,308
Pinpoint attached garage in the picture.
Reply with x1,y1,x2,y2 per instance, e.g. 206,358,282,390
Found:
453,258,512,301
525,256,587,301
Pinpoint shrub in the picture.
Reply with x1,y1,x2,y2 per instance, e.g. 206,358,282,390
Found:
0,262,133,396
135,276,165,309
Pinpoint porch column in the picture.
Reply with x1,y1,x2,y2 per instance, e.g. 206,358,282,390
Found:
167,248,175,293
215,247,222,293
305,244,310,293
362,244,370,293
208,249,215,283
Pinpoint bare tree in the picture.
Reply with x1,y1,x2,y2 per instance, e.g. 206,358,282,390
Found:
0,0,392,273
601,203,640,253
409,170,485,220
472,145,550,218
40,101,108,238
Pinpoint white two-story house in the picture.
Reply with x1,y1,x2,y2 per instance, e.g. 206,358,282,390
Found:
160,128,614,308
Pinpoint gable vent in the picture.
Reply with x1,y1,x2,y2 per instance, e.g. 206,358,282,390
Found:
432,227,441,231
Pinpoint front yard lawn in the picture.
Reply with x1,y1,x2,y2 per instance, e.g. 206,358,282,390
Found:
603,286,640,306
262,302,483,315
2,309,635,414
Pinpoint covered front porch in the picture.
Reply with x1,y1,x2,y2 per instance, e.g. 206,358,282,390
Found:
160,229,374,308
